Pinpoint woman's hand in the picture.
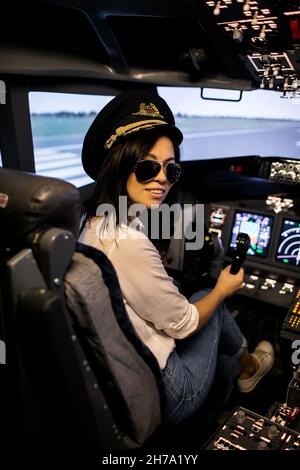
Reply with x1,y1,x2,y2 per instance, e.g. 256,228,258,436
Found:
214,265,244,300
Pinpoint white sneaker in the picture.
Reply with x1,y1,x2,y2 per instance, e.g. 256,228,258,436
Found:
237,341,274,393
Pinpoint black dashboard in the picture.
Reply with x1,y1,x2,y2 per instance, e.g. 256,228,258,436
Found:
206,199,300,308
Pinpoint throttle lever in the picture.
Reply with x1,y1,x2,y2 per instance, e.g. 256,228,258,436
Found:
230,233,250,275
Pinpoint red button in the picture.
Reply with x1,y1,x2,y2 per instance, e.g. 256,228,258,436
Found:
290,18,300,40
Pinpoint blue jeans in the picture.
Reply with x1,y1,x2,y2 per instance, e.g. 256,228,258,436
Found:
161,289,245,426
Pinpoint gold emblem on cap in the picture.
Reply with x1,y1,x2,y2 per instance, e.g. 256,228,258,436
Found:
132,102,164,119
104,119,168,150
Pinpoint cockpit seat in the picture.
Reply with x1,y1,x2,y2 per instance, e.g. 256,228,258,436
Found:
0,168,161,450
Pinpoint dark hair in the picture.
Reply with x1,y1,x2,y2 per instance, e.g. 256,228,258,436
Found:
81,126,181,233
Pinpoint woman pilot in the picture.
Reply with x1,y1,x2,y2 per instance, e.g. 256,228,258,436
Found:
79,89,274,426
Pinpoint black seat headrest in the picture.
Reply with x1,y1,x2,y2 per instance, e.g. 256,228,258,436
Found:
0,169,82,250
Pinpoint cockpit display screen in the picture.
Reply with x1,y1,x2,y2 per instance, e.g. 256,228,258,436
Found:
230,211,273,257
276,219,300,266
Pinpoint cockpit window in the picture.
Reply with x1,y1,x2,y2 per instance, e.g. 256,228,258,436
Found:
29,92,114,187
158,87,300,162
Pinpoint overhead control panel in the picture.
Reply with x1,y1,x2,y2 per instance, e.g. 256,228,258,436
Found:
204,0,300,95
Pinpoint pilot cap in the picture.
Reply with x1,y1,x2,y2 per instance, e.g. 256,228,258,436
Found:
82,89,183,181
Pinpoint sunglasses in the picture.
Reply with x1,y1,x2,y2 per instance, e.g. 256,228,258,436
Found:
134,160,181,185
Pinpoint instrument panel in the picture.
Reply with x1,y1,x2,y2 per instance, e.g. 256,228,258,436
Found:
229,210,273,258
276,219,300,267
206,200,300,307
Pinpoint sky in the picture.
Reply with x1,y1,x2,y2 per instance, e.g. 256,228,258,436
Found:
28,87,300,120
29,92,112,114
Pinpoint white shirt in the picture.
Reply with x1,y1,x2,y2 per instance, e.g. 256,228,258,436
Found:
79,216,199,369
